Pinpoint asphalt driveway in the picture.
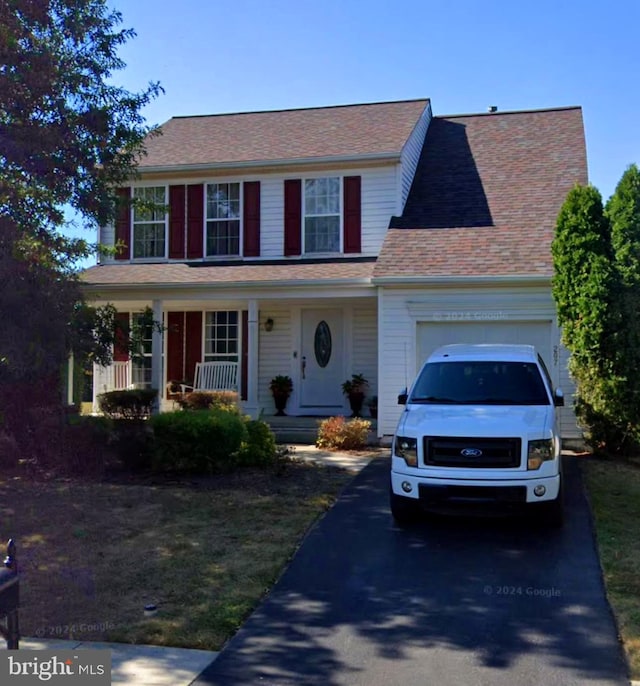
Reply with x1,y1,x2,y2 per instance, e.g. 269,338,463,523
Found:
194,455,630,686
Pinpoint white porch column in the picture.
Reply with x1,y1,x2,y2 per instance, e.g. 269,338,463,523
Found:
151,299,163,413
244,299,260,418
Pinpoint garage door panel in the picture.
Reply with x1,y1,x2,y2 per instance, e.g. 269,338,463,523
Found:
417,321,553,371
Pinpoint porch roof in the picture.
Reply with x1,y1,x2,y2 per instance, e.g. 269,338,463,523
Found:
81,257,376,289
375,106,588,279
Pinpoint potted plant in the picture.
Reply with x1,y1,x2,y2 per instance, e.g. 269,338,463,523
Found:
270,375,293,416
367,395,378,419
342,373,369,417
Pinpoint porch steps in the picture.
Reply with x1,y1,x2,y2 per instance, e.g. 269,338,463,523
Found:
264,415,379,446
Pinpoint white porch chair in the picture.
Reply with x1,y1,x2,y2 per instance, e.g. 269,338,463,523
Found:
191,361,239,392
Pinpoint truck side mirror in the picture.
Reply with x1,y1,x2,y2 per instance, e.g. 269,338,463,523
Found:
397,390,408,405
553,388,564,407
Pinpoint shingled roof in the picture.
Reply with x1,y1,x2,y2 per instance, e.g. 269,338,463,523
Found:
81,258,376,290
374,107,587,279
139,99,430,169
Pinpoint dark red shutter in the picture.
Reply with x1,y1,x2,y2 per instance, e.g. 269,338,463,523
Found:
114,187,131,260
184,312,203,384
169,185,186,259
243,181,261,257
187,184,204,259
343,176,361,253
114,312,130,361
284,179,302,256
241,310,248,401
166,312,185,394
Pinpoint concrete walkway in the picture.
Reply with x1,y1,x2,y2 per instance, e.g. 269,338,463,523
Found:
15,639,218,685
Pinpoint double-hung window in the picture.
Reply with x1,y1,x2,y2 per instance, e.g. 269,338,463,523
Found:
304,177,340,253
130,313,153,388
206,183,240,256
132,186,167,259
204,311,239,363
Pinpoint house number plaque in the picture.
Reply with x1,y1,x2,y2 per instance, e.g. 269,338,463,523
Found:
314,321,332,368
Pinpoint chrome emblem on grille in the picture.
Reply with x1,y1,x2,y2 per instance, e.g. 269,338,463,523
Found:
461,448,483,457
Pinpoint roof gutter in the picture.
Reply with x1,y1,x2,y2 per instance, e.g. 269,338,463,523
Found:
372,274,552,287
136,152,401,175
82,276,374,293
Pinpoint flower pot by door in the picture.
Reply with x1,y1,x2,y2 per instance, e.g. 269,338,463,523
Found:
348,392,365,418
273,392,289,416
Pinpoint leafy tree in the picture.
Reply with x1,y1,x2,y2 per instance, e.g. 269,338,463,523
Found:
0,0,161,244
0,1,160,461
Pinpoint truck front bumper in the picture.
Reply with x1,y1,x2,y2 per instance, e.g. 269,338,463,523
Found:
391,471,561,504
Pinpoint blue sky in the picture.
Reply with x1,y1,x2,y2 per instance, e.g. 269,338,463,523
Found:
76,0,639,263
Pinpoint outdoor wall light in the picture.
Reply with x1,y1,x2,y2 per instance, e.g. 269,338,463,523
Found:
264,317,274,332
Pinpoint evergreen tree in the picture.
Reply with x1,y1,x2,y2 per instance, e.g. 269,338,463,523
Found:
606,164,640,446
551,185,623,450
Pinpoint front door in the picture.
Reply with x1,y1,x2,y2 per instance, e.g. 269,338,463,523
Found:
300,309,345,411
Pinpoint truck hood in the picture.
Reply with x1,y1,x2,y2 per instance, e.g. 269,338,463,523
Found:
397,404,552,439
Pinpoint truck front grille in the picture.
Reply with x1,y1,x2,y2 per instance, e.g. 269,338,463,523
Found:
423,436,522,469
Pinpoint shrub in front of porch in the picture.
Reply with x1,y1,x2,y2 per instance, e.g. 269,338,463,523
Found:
98,389,157,419
316,416,372,451
150,410,276,473
236,420,277,467
61,415,116,476
174,390,239,413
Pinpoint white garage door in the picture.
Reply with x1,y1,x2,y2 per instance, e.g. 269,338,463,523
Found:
417,320,553,372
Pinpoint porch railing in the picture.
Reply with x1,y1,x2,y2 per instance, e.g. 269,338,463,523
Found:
93,361,132,411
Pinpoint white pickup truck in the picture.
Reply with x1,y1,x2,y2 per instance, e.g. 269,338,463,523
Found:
390,344,564,526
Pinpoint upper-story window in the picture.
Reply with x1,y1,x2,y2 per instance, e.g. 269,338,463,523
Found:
206,183,240,256
304,177,340,253
132,186,167,259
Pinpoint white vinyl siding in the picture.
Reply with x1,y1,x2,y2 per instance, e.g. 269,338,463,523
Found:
100,223,115,263
222,166,399,259
558,337,580,439
399,102,432,211
377,285,579,439
257,300,378,415
353,303,378,398
258,306,293,412
100,163,401,262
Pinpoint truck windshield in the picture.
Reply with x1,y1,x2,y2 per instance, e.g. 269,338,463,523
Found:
410,361,550,406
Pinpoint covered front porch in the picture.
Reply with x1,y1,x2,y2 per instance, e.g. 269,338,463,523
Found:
88,287,379,425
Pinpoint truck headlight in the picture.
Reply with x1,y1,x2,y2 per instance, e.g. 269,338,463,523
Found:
528,439,554,470
394,436,418,467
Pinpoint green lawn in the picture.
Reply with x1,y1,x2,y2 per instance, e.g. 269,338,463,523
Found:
0,460,356,650
582,456,640,679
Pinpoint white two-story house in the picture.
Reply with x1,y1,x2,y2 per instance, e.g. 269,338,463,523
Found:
81,98,588,440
